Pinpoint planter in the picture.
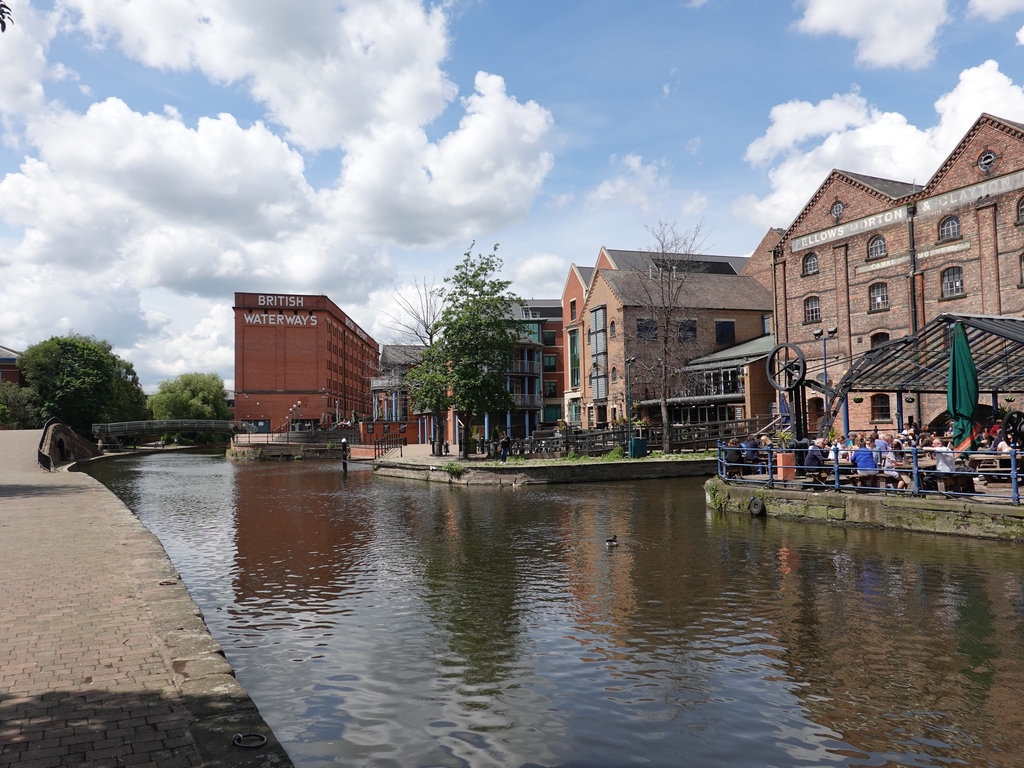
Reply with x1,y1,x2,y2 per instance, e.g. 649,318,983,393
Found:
775,451,797,481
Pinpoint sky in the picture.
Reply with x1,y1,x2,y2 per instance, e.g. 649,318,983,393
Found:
1,0,1024,391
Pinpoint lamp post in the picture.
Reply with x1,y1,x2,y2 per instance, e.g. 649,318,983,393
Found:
813,326,839,432
625,356,636,457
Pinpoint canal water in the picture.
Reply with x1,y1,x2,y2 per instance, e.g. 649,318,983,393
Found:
85,453,1024,767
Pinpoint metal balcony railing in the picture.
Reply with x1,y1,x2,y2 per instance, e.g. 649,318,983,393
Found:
510,360,541,375
513,393,544,408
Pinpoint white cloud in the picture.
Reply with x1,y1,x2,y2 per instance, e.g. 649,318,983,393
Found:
680,191,708,217
0,1,555,386
586,153,666,210
734,60,1024,229
1019,25,1024,43
508,252,569,300
967,0,1024,19
795,0,949,69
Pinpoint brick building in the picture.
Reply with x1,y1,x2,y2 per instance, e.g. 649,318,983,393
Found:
0,344,23,386
233,292,379,432
562,248,773,430
746,113,1024,433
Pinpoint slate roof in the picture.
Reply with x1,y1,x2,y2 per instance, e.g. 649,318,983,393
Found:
840,171,923,200
683,334,776,372
576,266,594,285
380,344,425,368
0,344,20,362
603,249,748,276
601,270,773,311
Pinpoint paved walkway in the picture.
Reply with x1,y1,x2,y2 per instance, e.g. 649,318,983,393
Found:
0,430,291,768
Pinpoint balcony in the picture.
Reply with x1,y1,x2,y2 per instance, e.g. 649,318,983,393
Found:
510,359,541,375
513,393,544,409
371,375,404,391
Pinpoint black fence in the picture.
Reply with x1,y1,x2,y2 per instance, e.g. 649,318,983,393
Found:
717,442,1022,503
645,416,777,451
374,434,407,460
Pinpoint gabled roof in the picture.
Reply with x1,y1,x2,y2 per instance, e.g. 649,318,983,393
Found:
600,270,772,311
602,248,748,275
562,264,594,302
380,344,424,368
0,344,20,361
918,112,1024,196
841,171,922,200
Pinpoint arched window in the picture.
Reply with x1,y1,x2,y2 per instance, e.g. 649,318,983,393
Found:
871,394,891,421
1018,196,1024,223
941,266,965,298
609,320,616,339
939,215,961,241
802,252,819,276
611,367,618,383
804,296,820,323
870,332,890,348
869,282,889,311
867,235,887,260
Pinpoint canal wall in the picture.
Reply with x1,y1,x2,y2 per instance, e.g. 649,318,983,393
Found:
226,443,374,461
704,476,1024,541
374,457,718,485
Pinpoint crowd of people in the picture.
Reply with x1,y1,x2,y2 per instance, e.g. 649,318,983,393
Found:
723,423,1017,492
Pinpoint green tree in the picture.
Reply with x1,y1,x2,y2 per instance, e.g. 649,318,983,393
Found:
18,335,117,433
148,372,230,420
0,380,40,429
433,244,523,459
407,344,452,456
106,356,149,423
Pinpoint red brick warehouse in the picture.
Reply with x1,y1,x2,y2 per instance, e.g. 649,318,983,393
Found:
233,292,380,432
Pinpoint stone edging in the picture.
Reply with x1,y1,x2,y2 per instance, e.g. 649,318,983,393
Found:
75,469,295,767
705,476,1024,541
374,458,717,485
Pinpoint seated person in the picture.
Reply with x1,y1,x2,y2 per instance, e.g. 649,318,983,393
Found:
804,437,829,484
850,438,879,485
881,435,908,489
741,435,760,474
922,437,956,490
724,438,744,478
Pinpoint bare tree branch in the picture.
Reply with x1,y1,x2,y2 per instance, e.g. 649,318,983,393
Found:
380,277,446,346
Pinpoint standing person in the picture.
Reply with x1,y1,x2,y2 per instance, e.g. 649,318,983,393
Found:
499,431,510,464
340,437,350,473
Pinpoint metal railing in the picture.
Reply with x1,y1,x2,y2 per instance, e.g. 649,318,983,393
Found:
512,393,544,408
370,375,404,390
374,433,407,460
643,415,778,451
233,428,362,445
93,419,253,437
510,360,541,375
717,443,1022,503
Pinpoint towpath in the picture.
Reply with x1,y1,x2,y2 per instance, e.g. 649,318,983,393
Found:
0,430,291,768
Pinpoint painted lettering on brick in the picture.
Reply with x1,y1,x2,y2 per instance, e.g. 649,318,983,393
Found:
917,170,1024,217
791,206,907,253
257,294,305,307
243,312,318,326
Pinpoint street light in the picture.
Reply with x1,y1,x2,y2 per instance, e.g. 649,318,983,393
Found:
625,356,636,456
813,326,839,431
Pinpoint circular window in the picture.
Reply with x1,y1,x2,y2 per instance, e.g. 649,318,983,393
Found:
978,150,997,173
830,200,845,219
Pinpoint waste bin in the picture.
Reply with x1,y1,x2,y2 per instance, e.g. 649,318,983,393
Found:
628,437,647,459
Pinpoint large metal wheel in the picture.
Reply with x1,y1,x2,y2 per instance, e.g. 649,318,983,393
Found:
1003,410,1024,448
766,343,807,392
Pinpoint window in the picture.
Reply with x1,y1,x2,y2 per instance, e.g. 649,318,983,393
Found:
543,355,557,372
871,393,891,421
609,321,616,338
542,330,556,347
802,252,819,276
715,320,735,345
543,404,562,422
569,330,580,388
678,318,697,342
939,215,961,241
1018,197,1024,223
870,332,890,348
762,314,771,336
611,367,618,383
869,282,889,311
941,266,965,298
868,235,887,260
804,296,821,323
570,300,577,321
637,318,658,341
544,380,557,397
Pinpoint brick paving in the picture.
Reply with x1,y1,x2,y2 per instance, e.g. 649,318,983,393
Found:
0,430,292,768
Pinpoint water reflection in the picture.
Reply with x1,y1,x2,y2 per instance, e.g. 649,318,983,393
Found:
85,454,1024,767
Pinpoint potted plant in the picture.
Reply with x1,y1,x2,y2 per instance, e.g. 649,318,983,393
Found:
774,428,797,480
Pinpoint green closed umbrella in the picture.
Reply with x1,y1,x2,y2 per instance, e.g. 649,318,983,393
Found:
948,321,979,453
